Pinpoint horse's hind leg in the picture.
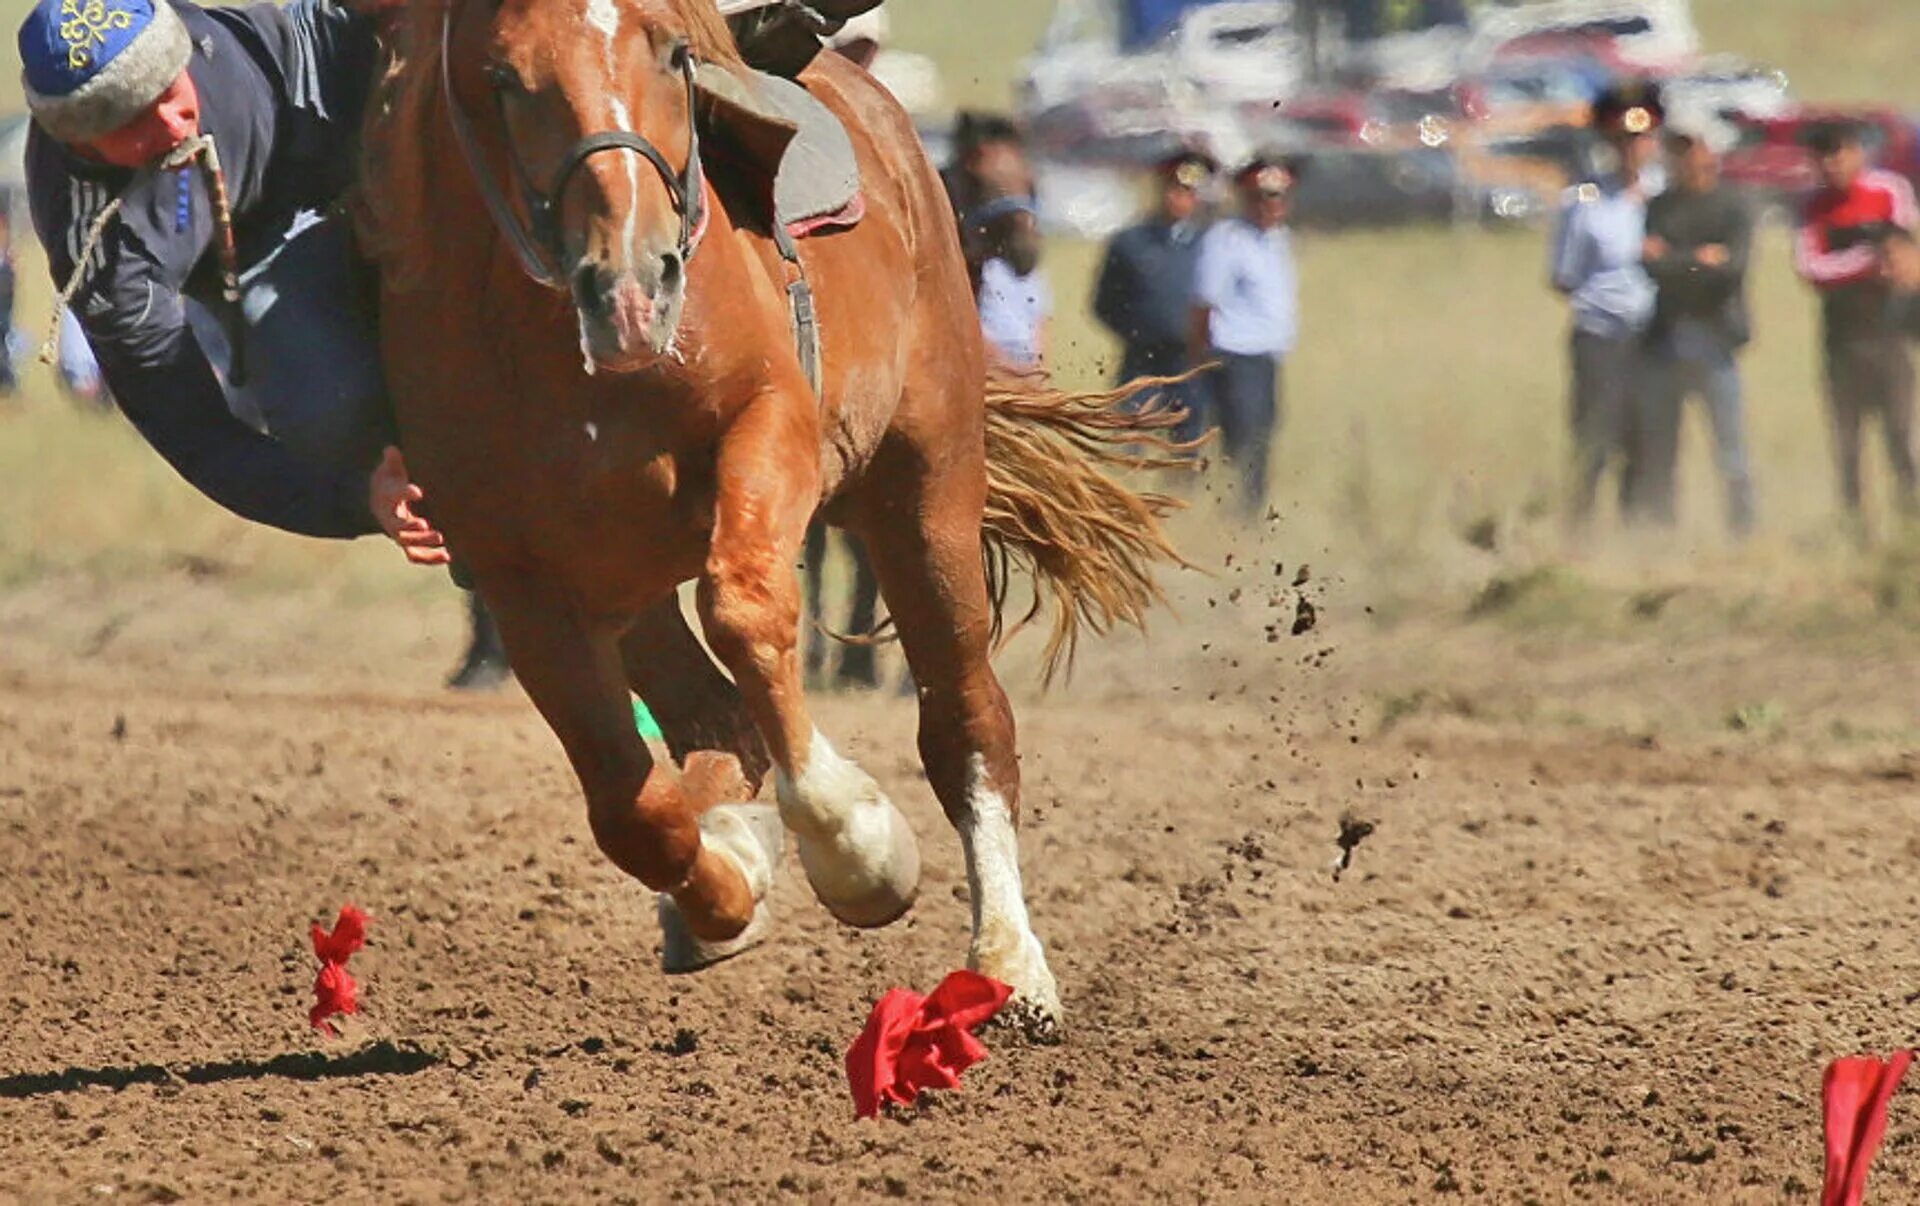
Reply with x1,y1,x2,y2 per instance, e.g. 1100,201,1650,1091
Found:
619,594,772,794
852,448,1063,1033
697,395,921,929
484,575,782,966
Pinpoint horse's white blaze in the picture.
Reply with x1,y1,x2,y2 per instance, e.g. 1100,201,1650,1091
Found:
584,0,640,264
961,753,1060,1015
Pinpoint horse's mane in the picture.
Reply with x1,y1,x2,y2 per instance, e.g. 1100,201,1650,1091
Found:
357,0,745,291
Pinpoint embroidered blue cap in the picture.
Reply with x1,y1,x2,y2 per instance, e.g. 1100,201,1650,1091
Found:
20,0,193,144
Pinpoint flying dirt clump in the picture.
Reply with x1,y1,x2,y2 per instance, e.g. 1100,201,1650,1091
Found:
1332,814,1376,882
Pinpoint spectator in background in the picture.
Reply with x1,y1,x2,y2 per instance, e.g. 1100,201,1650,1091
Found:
1795,119,1920,523
1092,149,1216,438
973,195,1050,367
1189,155,1298,518
1640,115,1756,536
0,186,15,396
56,306,110,408
1550,81,1664,527
942,112,1033,290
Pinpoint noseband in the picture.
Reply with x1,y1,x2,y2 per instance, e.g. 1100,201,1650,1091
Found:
439,3,709,289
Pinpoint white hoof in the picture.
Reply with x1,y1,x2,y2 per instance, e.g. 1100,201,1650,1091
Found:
777,731,922,929
972,932,1063,1040
657,803,783,974
795,798,922,929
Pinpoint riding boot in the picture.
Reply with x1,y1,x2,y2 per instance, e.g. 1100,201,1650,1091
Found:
448,592,513,692
725,0,884,78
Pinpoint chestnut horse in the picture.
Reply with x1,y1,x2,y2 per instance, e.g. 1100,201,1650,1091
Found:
359,0,1187,1030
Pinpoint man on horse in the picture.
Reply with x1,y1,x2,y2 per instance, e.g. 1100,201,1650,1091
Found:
20,0,882,686
21,0,445,559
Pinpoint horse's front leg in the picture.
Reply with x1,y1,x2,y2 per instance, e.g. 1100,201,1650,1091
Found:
483,573,783,967
697,394,922,929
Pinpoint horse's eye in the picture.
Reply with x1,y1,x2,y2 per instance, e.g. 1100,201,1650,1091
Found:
483,61,523,93
664,37,691,70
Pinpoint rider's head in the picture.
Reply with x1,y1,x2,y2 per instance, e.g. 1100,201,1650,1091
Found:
20,0,199,168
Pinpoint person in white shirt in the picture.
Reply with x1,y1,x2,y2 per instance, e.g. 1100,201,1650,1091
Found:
972,195,1050,367
1189,156,1299,517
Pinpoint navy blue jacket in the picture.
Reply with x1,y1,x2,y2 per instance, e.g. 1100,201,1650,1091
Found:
28,0,381,538
1091,217,1206,352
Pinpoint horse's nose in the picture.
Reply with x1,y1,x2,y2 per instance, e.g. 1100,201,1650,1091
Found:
656,250,682,294
571,262,617,318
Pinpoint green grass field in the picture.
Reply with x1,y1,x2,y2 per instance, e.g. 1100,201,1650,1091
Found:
3,0,1919,634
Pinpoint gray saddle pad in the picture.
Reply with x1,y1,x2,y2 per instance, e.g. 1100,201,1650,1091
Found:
695,66,861,227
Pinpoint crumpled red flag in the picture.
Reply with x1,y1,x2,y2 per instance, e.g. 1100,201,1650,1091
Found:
845,970,1012,1118
308,905,370,1036
1824,1050,1913,1206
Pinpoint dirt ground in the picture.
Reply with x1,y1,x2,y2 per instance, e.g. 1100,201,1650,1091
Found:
4,567,1920,1205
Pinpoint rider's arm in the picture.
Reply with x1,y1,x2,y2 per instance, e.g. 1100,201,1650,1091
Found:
45,220,379,539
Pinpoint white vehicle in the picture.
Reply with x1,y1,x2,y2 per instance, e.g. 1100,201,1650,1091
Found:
1660,55,1793,125
1464,0,1700,73
1018,0,1302,154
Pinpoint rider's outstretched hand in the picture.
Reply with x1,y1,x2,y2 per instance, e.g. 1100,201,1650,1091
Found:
369,446,452,566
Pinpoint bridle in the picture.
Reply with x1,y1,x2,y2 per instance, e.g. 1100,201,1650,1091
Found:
439,0,709,290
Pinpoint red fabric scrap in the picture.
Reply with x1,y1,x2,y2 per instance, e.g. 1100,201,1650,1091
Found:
1824,1050,1913,1206
308,905,370,1037
845,970,1012,1118
309,961,360,1035
311,904,369,965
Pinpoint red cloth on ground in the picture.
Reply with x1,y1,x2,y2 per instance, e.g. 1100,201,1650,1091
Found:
308,905,370,1036
311,904,369,965
845,970,1012,1118
309,961,360,1035
1823,1050,1913,1206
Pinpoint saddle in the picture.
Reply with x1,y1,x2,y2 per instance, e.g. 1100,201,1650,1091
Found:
694,60,866,395
694,64,865,238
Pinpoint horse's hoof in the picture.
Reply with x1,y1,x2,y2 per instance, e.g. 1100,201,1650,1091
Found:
796,799,921,929
991,996,1065,1046
974,934,1063,1040
658,803,783,974
658,894,772,973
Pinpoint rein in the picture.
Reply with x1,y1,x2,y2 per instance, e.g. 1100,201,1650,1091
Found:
439,2,709,289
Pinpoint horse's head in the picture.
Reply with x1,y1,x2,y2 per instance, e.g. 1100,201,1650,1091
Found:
446,0,740,370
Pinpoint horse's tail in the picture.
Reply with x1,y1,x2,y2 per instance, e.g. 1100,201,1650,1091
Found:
980,363,1205,683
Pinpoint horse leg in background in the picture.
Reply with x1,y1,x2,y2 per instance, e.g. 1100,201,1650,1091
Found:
697,396,921,930
448,590,513,691
836,533,881,689
801,519,830,690
853,427,1063,1034
483,574,783,968
618,594,772,795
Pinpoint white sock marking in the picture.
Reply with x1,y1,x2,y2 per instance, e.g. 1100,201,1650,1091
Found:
776,728,884,839
961,754,1059,1013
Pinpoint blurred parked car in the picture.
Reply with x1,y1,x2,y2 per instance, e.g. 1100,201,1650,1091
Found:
1722,108,1920,218
1286,145,1461,229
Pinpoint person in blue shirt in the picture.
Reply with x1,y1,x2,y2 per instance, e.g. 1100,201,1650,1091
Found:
1189,155,1300,518
1092,149,1215,436
1550,81,1664,527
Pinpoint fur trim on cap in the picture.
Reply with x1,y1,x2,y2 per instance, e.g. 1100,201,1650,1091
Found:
24,1,191,145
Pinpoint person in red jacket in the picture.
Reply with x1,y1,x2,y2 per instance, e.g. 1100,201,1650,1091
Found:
1795,120,1920,521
